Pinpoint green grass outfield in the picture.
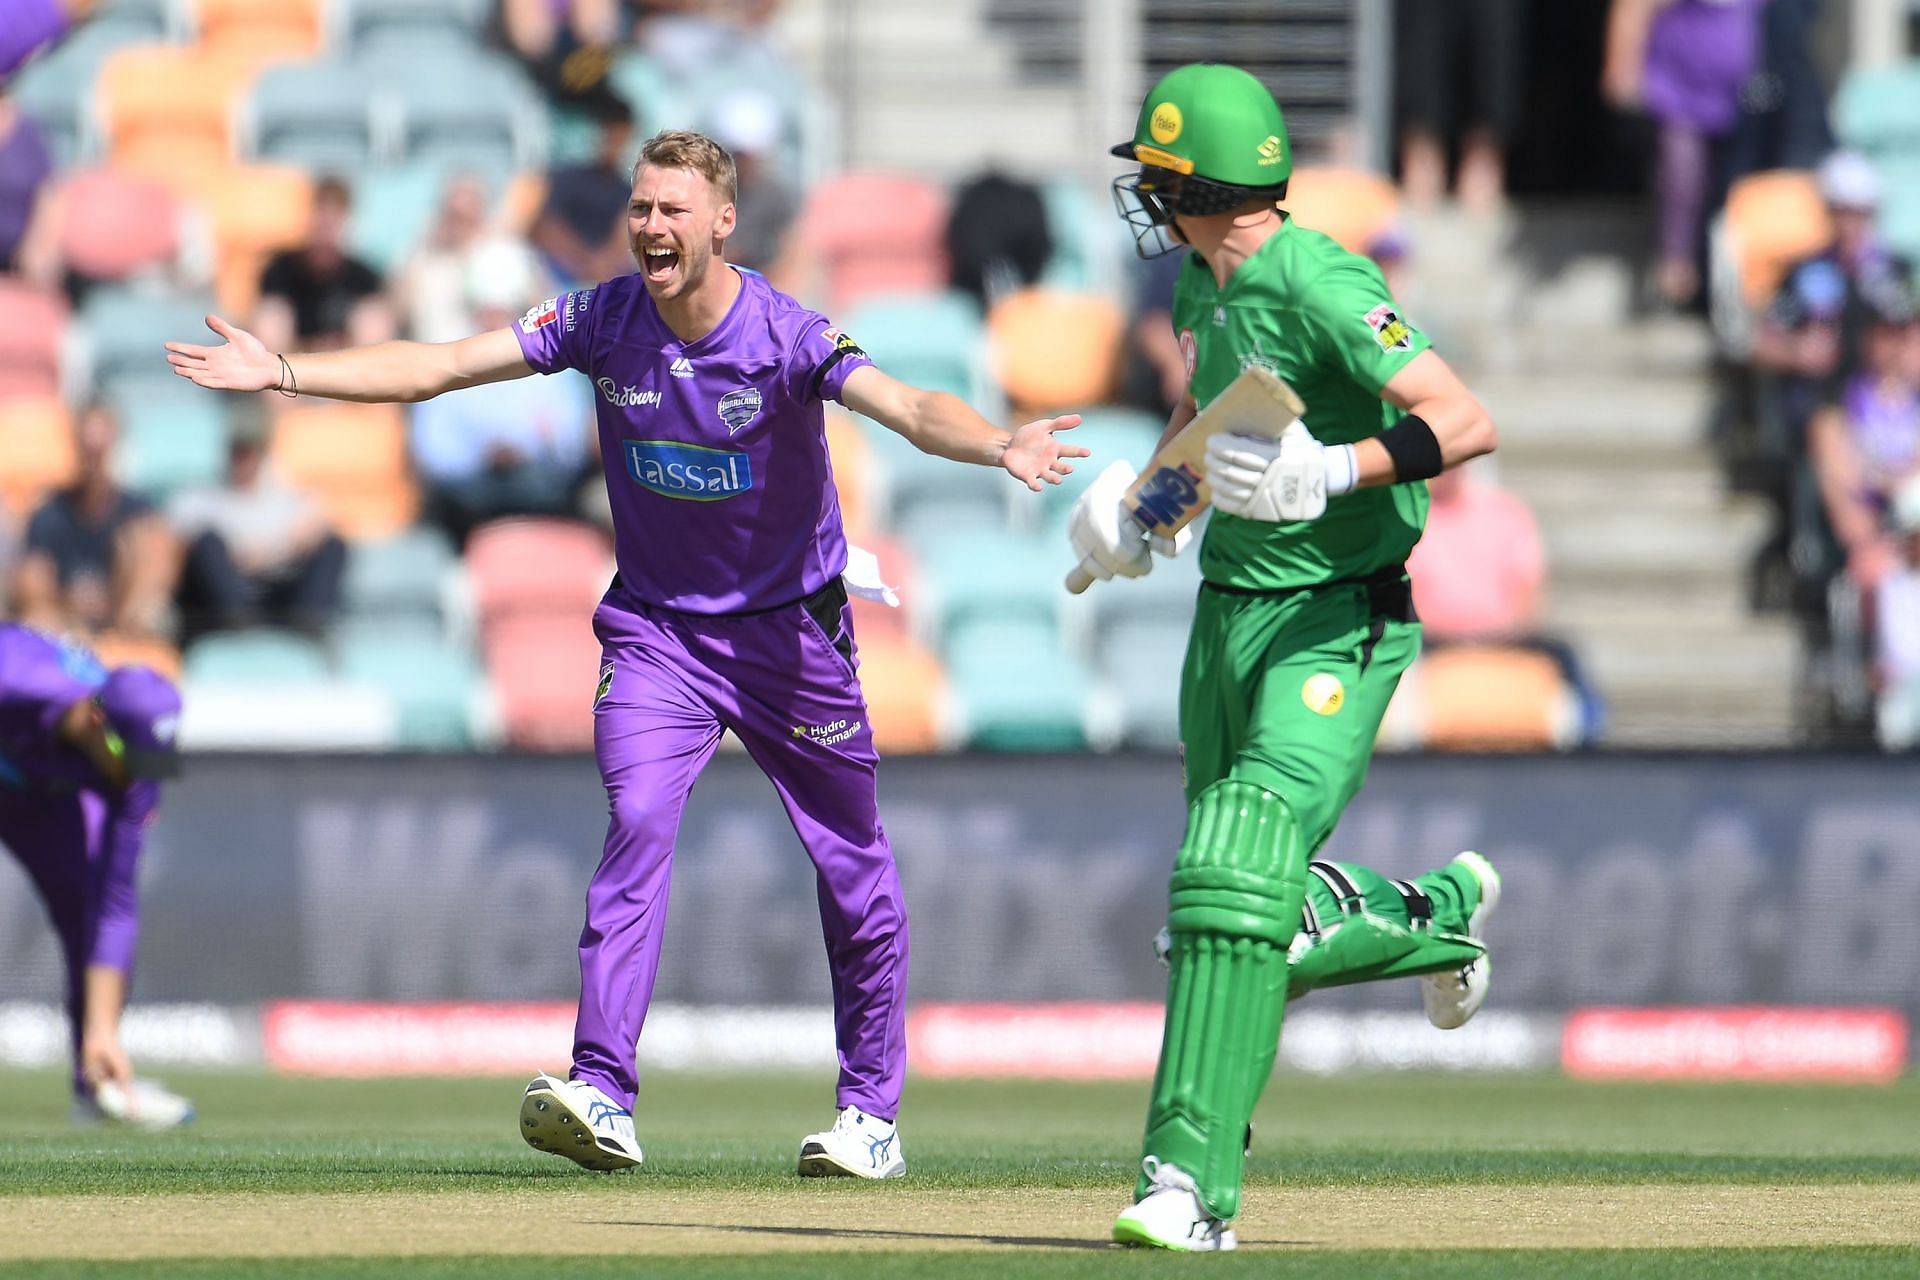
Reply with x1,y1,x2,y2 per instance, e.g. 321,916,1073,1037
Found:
2,1068,1918,1277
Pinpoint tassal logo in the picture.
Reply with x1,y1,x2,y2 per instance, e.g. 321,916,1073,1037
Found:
623,439,753,501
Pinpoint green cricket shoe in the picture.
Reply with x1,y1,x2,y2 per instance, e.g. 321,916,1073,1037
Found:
1112,1158,1238,1252
1421,850,1500,1030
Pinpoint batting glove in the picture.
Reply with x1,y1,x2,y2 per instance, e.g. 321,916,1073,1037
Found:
1204,421,1358,524
1066,460,1193,583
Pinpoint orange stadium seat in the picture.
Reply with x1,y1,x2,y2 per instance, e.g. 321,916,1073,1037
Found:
154,164,314,315
194,0,325,59
484,612,602,750
825,409,872,540
56,169,183,283
466,518,613,623
1723,170,1832,309
96,45,279,171
270,402,419,539
0,281,69,400
1415,646,1572,751
0,399,76,515
986,288,1125,413
799,173,949,312
1281,167,1401,255
89,632,185,682
850,631,947,754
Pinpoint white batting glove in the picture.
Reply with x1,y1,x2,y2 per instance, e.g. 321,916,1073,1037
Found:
1068,460,1151,582
1205,422,1358,524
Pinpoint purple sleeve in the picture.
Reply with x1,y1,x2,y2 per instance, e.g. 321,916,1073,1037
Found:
87,781,158,973
0,0,66,78
791,314,875,405
511,286,599,375
0,629,95,740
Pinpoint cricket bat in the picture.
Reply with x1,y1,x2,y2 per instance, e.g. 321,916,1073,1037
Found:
1065,364,1308,594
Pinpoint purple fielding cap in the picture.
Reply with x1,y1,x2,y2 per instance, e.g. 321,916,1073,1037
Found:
98,665,183,779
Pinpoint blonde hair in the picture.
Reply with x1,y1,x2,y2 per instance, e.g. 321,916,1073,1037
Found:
634,130,738,205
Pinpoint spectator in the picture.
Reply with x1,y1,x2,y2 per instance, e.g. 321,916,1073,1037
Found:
945,170,1052,310
1120,246,1188,419
1875,476,1920,749
1394,0,1524,211
395,173,495,344
1409,463,1603,739
10,402,178,640
1808,288,1920,594
0,86,52,270
254,176,395,354
500,0,620,69
169,414,347,640
1603,0,1763,308
410,238,593,546
707,89,797,276
530,86,634,287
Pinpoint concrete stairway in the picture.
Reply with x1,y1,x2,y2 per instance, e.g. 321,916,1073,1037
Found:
1401,204,1798,746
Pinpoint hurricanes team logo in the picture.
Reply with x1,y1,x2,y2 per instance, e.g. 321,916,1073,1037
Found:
717,388,763,435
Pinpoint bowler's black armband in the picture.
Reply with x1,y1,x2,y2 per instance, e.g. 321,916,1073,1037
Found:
1379,413,1443,483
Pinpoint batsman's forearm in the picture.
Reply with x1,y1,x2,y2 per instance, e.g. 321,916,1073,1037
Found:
899,390,1012,467
284,341,470,404
1352,394,1496,489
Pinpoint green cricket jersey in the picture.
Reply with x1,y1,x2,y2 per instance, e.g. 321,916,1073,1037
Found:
1172,217,1431,590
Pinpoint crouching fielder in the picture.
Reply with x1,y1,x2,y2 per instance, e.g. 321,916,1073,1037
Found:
1073,64,1500,1249
167,129,1086,1179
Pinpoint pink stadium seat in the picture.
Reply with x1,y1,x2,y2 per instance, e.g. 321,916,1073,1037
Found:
56,169,184,283
986,288,1124,413
0,281,69,401
466,518,613,623
484,613,603,750
799,173,949,312
0,398,76,515
1281,167,1401,255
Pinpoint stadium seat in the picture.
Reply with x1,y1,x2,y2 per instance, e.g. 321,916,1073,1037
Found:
9,11,167,165
54,169,184,285
194,0,325,58
338,627,482,750
1833,62,1920,157
270,402,420,539
1409,646,1577,751
1281,167,1401,255
483,612,601,750
466,518,612,623
0,399,76,516
825,410,874,540
184,629,331,684
1096,618,1189,749
1875,157,1920,262
607,49,693,134
0,281,69,400
867,417,1011,535
341,526,458,619
944,616,1089,750
174,164,314,316
844,292,992,410
1080,538,1205,633
113,390,229,499
246,62,381,172
89,632,185,683
344,0,492,52
986,288,1125,413
177,681,397,749
95,45,281,172
851,630,947,754
80,287,218,400
353,47,543,172
910,528,1063,645
1029,406,1166,533
797,173,949,312
1719,171,1831,308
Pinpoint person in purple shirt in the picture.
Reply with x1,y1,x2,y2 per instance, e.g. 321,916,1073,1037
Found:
0,623,191,1129
166,128,1087,1178
0,0,89,80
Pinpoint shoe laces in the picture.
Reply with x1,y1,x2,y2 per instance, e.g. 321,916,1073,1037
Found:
1139,1156,1202,1198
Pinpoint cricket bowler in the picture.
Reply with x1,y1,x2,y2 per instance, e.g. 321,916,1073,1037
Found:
166,129,1087,1178
0,623,192,1128
1070,63,1502,1249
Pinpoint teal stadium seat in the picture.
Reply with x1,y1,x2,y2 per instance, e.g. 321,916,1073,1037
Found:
354,47,544,172
247,62,381,172
337,627,481,750
1875,157,1920,262
82,287,220,400
945,616,1090,750
343,0,491,51
1834,63,1920,157
184,630,331,684
845,292,993,409
10,12,165,166
912,529,1064,641
347,165,505,276
113,390,228,499
1030,406,1167,533
867,415,1012,534
1097,618,1190,749
341,527,458,620
609,50,695,133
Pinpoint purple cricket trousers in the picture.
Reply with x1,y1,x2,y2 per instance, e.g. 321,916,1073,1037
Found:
570,579,909,1119
0,786,118,1094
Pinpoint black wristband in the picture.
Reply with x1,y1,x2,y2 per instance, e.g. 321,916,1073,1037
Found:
275,354,298,398
1378,413,1442,482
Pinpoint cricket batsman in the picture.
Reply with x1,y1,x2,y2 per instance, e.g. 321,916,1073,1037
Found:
165,129,1087,1178
1069,64,1502,1249
0,623,192,1128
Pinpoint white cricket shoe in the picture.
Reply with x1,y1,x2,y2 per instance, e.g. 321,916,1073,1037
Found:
518,1073,643,1171
1112,1157,1238,1252
71,1078,195,1130
796,1105,905,1179
1422,850,1502,1031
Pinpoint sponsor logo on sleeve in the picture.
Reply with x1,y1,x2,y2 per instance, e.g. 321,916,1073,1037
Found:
717,387,764,435
822,326,867,360
595,661,614,705
623,439,754,501
1364,303,1414,353
519,297,560,333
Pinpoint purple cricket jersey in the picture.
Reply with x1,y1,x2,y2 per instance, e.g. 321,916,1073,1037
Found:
513,268,874,615
1,0,66,79
0,623,109,790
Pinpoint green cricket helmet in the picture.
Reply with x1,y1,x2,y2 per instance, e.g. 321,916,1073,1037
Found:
1110,63,1292,257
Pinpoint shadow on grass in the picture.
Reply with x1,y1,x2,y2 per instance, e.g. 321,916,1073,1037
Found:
595,1220,1128,1251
